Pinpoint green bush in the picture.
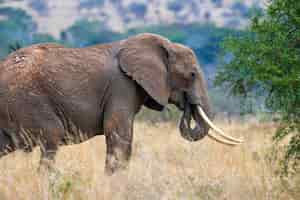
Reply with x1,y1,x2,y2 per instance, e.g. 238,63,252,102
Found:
215,0,300,174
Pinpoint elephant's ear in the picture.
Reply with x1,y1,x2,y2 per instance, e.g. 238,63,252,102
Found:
118,34,172,107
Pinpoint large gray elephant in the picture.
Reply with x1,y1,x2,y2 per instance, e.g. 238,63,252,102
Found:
0,33,242,174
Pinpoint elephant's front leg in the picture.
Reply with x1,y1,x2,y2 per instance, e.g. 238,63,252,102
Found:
104,109,134,175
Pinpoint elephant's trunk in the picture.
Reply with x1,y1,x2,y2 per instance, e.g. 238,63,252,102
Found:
179,99,243,145
179,101,208,141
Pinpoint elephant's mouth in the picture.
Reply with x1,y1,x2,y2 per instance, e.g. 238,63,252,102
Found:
179,96,244,145
179,101,207,141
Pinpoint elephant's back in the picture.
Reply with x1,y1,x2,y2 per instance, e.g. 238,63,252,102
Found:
0,43,114,94
0,43,65,92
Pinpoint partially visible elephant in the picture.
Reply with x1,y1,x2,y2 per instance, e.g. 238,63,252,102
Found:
0,33,242,174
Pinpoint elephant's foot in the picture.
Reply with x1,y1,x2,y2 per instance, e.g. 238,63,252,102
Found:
105,151,130,175
38,148,57,173
39,157,55,172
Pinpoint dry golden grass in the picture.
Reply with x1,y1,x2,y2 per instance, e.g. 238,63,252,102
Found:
0,119,299,200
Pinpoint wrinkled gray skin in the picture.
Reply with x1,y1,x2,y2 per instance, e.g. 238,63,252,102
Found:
0,33,212,174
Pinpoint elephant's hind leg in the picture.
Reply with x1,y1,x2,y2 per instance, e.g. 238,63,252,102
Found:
38,124,64,172
23,107,65,172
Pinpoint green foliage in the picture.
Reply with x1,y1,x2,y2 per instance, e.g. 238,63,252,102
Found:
31,33,57,44
0,7,57,57
60,19,123,47
8,41,22,53
0,7,35,57
215,0,300,173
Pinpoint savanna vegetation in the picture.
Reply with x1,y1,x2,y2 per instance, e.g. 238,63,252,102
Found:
0,120,299,200
216,0,300,174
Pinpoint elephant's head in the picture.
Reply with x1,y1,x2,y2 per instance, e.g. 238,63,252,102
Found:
118,33,243,145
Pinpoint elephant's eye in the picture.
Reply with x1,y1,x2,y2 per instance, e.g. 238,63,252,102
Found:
190,71,196,80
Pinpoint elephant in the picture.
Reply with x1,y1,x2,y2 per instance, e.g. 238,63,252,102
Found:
0,33,242,174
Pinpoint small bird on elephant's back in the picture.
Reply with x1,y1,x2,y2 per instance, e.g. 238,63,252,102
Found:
0,33,243,174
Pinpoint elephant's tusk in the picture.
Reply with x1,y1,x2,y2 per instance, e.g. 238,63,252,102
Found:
207,133,241,146
197,106,244,144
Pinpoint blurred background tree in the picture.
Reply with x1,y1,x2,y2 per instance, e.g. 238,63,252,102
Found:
0,6,57,57
60,19,123,47
215,0,300,174
0,7,36,57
